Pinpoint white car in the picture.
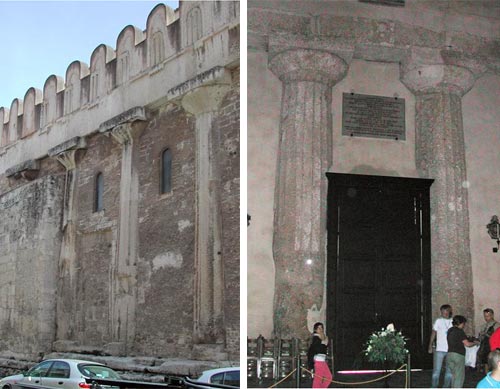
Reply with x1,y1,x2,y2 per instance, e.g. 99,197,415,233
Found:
196,367,240,387
0,359,121,389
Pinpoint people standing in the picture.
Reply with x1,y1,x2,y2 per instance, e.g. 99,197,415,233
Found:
478,309,500,373
476,349,500,388
429,304,453,388
307,322,333,388
447,315,480,388
490,327,500,352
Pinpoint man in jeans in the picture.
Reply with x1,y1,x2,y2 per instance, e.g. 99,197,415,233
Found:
428,304,453,388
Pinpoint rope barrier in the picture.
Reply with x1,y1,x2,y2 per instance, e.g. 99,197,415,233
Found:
267,368,297,388
263,363,409,388
300,364,408,387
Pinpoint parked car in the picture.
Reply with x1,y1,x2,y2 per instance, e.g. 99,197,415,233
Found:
0,359,121,389
195,367,240,387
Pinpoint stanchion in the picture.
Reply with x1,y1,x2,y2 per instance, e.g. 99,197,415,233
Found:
296,355,301,388
406,354,411,388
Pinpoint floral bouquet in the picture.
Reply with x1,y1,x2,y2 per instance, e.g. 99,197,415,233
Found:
364,323,409,366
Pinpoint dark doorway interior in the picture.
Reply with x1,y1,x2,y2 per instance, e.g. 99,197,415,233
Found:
326,173,433,371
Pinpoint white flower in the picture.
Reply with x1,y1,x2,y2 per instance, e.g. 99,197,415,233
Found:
386,323,395,332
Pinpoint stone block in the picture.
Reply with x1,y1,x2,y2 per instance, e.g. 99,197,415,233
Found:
103,342,127,357
191,344,229,362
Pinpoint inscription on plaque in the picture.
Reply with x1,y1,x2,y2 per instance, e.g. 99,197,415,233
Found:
342,93,405,140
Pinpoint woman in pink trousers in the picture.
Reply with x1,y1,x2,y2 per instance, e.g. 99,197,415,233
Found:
307,322,333,388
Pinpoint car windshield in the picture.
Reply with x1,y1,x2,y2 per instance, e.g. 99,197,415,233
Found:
78,364,120,380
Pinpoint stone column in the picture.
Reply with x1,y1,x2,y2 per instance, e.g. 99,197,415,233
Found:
401,63,476,328
48,137,86,340
106,119,146,351
269,49,348,338
181,83,230,344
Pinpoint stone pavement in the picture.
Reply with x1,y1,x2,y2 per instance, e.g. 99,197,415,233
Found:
249,367,485,388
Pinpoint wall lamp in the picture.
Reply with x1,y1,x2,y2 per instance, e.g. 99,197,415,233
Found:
487,215,500,252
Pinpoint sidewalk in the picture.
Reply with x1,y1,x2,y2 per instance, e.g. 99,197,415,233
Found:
249,367,484,388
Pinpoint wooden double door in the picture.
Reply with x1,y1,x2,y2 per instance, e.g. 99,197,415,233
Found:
326,173,433,371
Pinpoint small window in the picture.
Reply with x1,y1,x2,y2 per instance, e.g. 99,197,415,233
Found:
161,149,172,194
223,371,240,386
47,361,70,379
210,373,224,384
27,361,53,378
95,172,104,212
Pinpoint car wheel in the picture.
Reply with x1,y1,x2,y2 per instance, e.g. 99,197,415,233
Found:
3,385,12,389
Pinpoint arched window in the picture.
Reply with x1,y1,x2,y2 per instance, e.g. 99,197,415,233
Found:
161,149,172,194
95,172,104,212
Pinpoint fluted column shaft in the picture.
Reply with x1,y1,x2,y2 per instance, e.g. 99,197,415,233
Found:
108,121,146,351
48,138,86,341
269,49,347,338
181,83,230,344
402,64,476,329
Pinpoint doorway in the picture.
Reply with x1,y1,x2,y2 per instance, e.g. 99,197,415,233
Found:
326,173,433,370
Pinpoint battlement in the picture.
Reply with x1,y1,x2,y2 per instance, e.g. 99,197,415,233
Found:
0,1,239,156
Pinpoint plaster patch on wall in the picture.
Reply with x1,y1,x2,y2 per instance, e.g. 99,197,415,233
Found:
153,252,183,270
178,219,192,232
181,164,194,175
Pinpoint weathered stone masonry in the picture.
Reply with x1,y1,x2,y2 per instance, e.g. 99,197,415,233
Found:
0,1,239,365
248,0,500,339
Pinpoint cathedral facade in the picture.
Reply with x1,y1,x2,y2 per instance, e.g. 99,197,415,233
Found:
248,0,500,369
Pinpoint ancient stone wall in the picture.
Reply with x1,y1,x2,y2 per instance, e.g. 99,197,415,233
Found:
134,105,196,358
0,175,64,356
217,67,240,355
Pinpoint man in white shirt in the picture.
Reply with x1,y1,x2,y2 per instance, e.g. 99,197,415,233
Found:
428,304,453,388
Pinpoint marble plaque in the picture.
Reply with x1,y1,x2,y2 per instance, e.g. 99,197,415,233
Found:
342,92,406,140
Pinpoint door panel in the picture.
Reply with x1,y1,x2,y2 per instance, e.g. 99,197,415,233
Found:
326,173,433,371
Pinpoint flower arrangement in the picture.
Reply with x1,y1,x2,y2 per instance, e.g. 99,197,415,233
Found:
365,323,409,366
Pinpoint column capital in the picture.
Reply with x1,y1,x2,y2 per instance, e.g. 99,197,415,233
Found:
401,63,475,96
269,49,348,86
181,83,231,116
106,121,147,146
5,159,39,180
48,136,87,171
110,123,133,145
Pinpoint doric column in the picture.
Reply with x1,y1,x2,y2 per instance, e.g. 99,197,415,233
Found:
401,63,476,328
48,136,87,340
269,49,348,338
99,108,147,352
181,83,230,344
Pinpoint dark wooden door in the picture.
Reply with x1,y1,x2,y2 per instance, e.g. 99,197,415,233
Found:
326,173,433,371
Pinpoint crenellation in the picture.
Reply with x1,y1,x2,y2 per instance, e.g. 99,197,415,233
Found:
89,45,116,104
21,88,42,139
116,25,146,86
64,61,90,116
147,5,168,67
7,99,22,145
41,75,64,130
0,1,238,165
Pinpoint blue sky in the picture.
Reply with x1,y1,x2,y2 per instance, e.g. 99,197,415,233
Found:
0,1,179,109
